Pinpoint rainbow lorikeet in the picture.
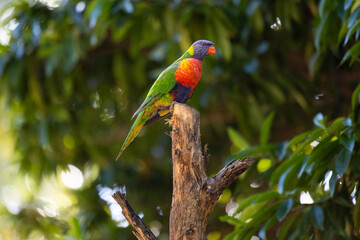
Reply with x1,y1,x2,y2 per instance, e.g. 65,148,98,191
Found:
116,40,215,159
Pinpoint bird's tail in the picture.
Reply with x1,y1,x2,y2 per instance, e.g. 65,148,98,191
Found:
116,109,152,160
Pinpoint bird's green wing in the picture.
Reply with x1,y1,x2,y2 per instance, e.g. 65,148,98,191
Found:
131,63,179,119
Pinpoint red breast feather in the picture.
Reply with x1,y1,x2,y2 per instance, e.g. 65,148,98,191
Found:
175,58,202,88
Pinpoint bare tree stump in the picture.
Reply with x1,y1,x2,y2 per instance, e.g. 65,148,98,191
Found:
169,103,254,240
112,103,254,240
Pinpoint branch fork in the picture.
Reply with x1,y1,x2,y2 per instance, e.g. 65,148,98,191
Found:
112,102,254,240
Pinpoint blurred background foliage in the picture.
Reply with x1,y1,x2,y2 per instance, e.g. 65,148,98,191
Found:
0,0,360,239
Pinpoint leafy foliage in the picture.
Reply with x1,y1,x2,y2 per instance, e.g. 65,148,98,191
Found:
224,84,360,239
0,0,359,239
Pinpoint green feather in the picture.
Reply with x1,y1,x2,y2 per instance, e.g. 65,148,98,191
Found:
117,46,194,159
132,63,179,118
136,46,194,115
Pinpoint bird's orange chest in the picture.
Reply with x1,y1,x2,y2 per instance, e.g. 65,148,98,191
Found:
174,58,202,88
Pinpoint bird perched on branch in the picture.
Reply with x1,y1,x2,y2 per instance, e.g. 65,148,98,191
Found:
117,40,215,159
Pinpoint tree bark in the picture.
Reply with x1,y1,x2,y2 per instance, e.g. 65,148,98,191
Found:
112,192,157,240
112,103,254,240
169,103,254,240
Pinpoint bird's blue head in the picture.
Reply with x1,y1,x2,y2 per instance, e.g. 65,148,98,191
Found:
189,40,215,61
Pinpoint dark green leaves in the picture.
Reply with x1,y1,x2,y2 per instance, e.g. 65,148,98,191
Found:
340,41,360,65
1,0,360,240
224,89,359,239
260,112,274,145
352,83,360,123
339,5,360,65
348,6,360,29
340,132,355,152
335,149,352,177
310,206,324,230
277,198,293,221
227,127,250,151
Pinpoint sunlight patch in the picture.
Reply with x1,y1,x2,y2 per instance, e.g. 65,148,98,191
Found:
61,164,84,189
300,191,314,204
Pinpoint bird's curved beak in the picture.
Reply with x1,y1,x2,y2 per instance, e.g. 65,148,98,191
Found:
208,46,215,55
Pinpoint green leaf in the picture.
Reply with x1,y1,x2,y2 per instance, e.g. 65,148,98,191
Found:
279,213,300,240
213,18,231,61
340,41,360,65
328,117,347,135
342,118,352,127
348,6,360,28
329,170,337,197
335,148,352,177
313,112,326,128
257,158,272,173
319,0,333,17
228,144,276,162
309,51,321,76
232,203,280,239
270,152,309,188
287,131,312,149
69,216,83,239
345,0,352,10
219,215,242,226
278,168,291,194
255,191,280,204
275,141,288,160
354,194,360,231
338,19,349,45
339,132,355,152
239,201,267,222
314,12,329,50
227,127,250,151
309,206,324,230
218,188,232,204
307,136,338,166
276,198,294,221
297,156,309,178
235,191,279,215
351,83,360,122
223,231,239,240
344,19,360,46
352,83,360,109
260,112,274,145
291,89,309,110
207,231,221,240
332,196,351,207
87,0,103,28
258,215,278,239
0,55,9,75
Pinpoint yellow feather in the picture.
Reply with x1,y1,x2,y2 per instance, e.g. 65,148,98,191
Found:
159,109,170,116
188,45,194,55
116,111,148,160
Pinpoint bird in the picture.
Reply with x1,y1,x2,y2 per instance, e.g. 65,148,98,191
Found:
116,40,215,160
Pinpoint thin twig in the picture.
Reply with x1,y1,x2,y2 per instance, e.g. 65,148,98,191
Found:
112,192,157,240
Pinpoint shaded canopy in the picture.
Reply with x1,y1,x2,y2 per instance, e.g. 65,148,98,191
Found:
0,0,360,239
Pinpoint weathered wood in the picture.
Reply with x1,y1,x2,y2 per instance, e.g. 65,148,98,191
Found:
169,103,254,240
112,192,157,240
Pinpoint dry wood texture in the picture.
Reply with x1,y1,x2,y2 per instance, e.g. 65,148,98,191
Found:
112,103,254,240
112,192,157,240
169,103,254,240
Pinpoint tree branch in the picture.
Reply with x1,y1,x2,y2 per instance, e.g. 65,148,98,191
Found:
111,103,254,239
207,157,255,199
169,103,254,240
112,192,157,240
